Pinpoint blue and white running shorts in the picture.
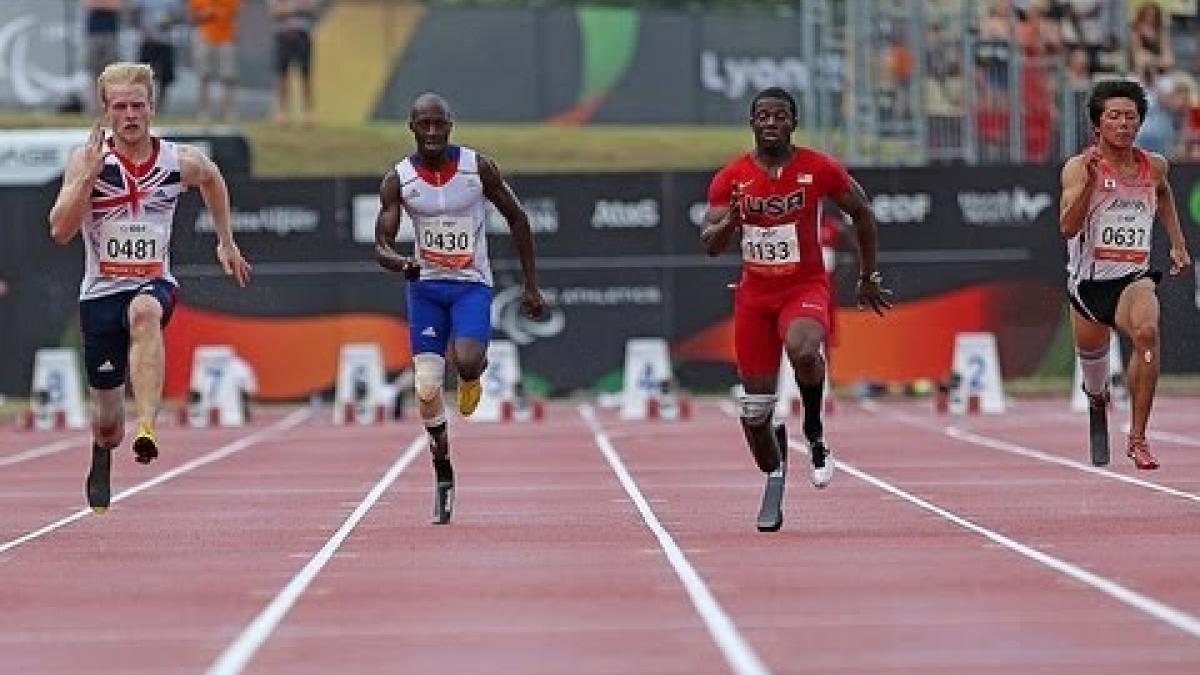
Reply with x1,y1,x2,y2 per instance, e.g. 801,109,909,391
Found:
406,279,492,355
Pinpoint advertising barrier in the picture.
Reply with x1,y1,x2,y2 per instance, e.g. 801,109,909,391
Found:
3,164,1198,399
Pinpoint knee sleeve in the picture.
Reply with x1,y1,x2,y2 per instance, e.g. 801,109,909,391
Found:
739,393,781,473
1078,343,1109,395
738,393,777,426
413,353,446,403
414,353,447,427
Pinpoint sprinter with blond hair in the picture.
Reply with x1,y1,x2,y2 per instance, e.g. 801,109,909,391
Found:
48,62,252,513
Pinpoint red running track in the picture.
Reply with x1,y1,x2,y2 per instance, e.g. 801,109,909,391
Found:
1,397,1198,674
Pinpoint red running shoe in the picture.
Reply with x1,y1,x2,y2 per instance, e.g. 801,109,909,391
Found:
1127,436,1159,470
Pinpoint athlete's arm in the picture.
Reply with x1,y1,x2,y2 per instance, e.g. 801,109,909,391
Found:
180,144,251,287
48,123,105,245
831,177,891,315
480,154,545,317
1059,148,1099,239
701,173,742,256
374,170,418,278
1150,153,1193,275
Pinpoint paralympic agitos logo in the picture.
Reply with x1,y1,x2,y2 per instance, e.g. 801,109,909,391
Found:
740,190,804,218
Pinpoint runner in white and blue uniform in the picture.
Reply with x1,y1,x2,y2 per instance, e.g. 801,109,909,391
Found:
375,92,544,524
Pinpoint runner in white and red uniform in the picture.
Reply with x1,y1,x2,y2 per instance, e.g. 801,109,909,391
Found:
375,92,544,525
48,61,251,513
1060,78,1192,471
702,87,890,532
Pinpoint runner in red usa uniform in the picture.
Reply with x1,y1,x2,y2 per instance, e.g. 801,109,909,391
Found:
702,87,891,532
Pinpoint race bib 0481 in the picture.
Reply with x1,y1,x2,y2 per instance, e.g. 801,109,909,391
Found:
98,221,168,278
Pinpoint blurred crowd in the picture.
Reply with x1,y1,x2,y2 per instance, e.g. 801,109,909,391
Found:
74,0,318,127
916,0,1200,162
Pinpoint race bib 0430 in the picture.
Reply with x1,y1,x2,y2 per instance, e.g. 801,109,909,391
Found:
416,216,476,269
97,221,168,278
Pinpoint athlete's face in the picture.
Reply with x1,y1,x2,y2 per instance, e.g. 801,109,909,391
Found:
1095,97,1140,149
409,106,453,160
103,83,153,146
751,98,795,151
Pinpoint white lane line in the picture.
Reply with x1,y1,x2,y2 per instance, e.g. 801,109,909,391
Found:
0,410,310,556
0,439,77,468
861,400,1200,505
579,404,771,675
796,437,1200,639
206,432,427,675
719,402,1200,636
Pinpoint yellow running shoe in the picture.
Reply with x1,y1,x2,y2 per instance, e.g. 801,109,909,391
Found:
457,377,482,416
132,423,159,465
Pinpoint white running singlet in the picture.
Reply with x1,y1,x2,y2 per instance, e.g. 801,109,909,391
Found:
1067,149,1157,285
395,146,493,286
80,137,184,300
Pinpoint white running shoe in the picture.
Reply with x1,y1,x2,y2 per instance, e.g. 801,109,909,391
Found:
809,439,834,488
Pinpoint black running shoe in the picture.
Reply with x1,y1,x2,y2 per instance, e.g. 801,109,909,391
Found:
86,445,112,513
431,456,455,525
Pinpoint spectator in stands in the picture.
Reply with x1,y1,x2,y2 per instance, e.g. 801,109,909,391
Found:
270,0,319,128
1178,74,1200,161
1063,0,1110,68
188,0,241,124
83,1,124,112
1129,1,1175,89
1065,46,1095,152
1094,32,1129,76
132,0,182,113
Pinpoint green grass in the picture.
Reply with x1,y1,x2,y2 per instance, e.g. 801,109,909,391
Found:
1,111,751,176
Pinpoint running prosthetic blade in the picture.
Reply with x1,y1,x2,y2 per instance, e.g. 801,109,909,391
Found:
1086,391,1110,467
756,424,788,532
431,457,455,525
86,445,112,513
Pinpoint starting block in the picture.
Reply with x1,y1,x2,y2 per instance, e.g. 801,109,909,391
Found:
333,342,389,425
183,345,251,427
473,340,545,423
947,332,1006,415
26,348,87,431
619,337,688,421
1070,332,1128,412
645,393,691,420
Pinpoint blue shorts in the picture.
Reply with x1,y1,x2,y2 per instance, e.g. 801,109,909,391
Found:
79,279,177,390
407,280,491,355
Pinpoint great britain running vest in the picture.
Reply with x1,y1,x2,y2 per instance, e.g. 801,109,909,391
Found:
80,137,184,300
395,146,493,286
1067,149,1157,286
